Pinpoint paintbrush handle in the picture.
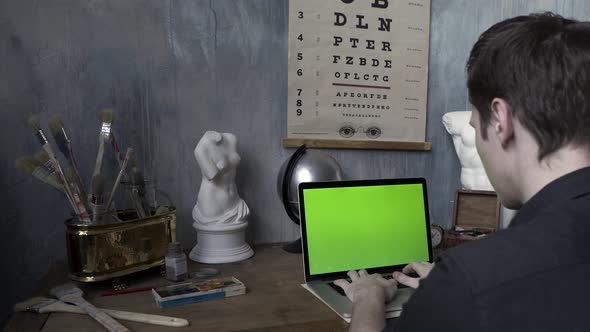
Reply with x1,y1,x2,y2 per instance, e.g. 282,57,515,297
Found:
43,144,87,220
130,187,147,218
93,139,105,177
106,148,132,210
68,147,87,201
105,308,188,327
70,297,130,332
42,302,189,327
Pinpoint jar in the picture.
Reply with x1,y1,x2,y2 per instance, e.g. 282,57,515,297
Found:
165,242,187,282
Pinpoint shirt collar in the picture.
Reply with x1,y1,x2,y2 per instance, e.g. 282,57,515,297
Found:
509,166,590,227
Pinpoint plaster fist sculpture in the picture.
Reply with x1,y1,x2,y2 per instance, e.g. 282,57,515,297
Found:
189,131,254,263
442,111,494,191
443,111,516,228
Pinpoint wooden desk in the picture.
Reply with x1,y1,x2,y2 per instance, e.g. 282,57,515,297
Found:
7,244,349,332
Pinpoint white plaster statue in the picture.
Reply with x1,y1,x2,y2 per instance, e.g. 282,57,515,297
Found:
192,131,249,226
189,131,253,263
443,110,516,228
442,111,494,191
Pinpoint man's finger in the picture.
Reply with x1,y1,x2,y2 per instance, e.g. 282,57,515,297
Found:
374,273,386,281
376,275,397,287
401,263,416,275
333,279,350,292
347,270,360,281
358,269,369,277
403,262,431,277
393,271,420,289
412,262,432,277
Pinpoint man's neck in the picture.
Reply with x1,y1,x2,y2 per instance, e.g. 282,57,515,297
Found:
518,145,590,203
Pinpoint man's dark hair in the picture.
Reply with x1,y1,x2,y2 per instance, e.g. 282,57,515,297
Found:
467,12,590,160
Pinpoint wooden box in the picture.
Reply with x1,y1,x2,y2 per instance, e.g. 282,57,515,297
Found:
443,189,500,248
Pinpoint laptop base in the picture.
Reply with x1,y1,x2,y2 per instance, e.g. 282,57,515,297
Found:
302,282,410,322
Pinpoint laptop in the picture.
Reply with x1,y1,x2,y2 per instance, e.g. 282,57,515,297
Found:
298,178,433,322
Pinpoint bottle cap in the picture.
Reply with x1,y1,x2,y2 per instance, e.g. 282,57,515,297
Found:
167,242,182,255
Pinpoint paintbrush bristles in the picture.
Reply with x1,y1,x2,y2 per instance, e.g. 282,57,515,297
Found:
15,156,64,191
100,108,114,123
34,150,55,172
34,150,50,163
28,115,50,145
48,114,64,133
48,115,68,140
15,156,40,173
27,115,42,131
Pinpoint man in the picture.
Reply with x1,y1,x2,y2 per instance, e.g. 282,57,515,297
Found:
335,12,590,331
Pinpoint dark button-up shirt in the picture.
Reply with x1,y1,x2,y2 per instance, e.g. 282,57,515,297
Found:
391,167,590,332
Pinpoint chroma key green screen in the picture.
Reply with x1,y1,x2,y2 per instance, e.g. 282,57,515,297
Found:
302,184,430,275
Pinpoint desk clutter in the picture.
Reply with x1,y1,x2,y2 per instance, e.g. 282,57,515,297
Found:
14,288,189,329
14,262,248,329
16,110,154,225
438,189,501,249
15,110,180,282
12,111,252,330
152,277,246,308
10,245,349,331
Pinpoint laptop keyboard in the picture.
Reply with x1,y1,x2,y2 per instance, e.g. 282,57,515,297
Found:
327,275,408,296
328,281,347,296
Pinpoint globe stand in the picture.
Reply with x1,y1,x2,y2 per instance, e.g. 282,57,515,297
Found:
282,238,302,254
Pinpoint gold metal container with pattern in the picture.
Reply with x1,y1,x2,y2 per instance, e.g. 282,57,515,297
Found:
65,206,176,282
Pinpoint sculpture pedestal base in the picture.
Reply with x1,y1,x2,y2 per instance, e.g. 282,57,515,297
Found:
190,222,254,264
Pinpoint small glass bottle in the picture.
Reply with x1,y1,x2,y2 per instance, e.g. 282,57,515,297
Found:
165,242,187,282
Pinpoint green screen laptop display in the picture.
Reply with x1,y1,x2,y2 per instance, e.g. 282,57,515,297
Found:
301,181,430,276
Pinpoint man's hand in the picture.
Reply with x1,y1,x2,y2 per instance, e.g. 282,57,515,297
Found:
392,261,434,289
333,269,398,304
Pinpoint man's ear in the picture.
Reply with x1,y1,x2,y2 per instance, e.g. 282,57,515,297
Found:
490,98,514,147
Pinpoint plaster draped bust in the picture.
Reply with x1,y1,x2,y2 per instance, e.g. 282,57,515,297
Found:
442,111,493,191
192,131,249,226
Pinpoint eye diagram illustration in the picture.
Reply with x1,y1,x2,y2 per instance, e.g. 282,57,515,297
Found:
338,125,382,139
365,126,381,139
339,125,356,138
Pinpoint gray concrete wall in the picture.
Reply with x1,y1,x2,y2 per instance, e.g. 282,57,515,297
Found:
2,0,590,325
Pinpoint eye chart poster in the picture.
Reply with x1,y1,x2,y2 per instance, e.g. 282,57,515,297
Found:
287,0,431,144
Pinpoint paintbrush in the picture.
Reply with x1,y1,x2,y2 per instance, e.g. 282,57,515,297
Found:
65,166,90,216
93,109,114,178
90,174,105,205
15,297,189,327
48,114,87,201
15,156,64,192
89,174,106,223
34,150,56,174
35,150,79,214
28,116,80,215
109,133,127,172
50,283,130,332
106,148,133,211
125,153,148,218
130,170,148,218
28,116,91,222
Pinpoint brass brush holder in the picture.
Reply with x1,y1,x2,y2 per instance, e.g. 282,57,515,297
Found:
65,206,176,282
